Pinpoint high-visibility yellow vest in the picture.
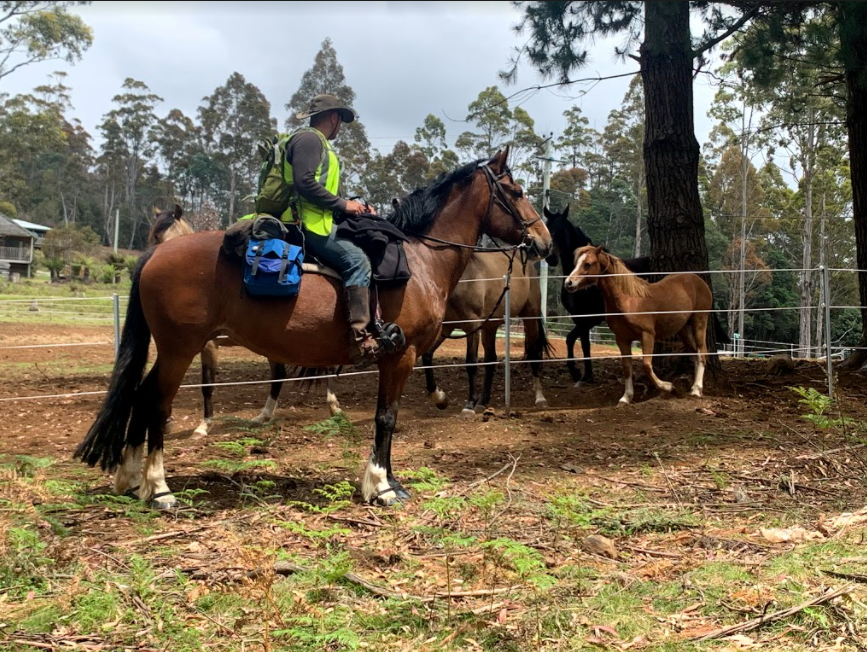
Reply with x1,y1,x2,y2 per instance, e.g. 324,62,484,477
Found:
282,127,341,236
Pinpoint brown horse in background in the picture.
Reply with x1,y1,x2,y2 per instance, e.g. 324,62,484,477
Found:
422,249,556,416
147,205,342,436
564,244,711,406
75,147,552,508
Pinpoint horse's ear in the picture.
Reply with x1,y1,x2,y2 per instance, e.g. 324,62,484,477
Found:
564,204,570,219
172,203,183,219
489,146,509,173
595,244,605,255
153,206,161,216
543,205,555,220
391,197,400,210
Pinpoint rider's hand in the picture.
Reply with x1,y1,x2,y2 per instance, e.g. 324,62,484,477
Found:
343,199,367,215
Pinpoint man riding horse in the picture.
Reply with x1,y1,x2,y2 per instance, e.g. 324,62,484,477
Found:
269,94,382,363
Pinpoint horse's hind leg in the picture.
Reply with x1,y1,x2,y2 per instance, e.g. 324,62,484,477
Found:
193,340,218,437
640,332,674,394
524,317,549,409
617,339,635,406
326,370,343,417
423,334,448,409
139,352,197,508
252,361,285,425
461,330,482,417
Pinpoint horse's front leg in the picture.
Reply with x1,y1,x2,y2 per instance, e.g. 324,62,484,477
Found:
580,327,594,384
617,339,634,407
640,332,673,394
362,348,416,506
566,325,581,384
462,330,481,417
478,327,498,411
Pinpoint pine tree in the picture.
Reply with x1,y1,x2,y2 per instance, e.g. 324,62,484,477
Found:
284,38,371,195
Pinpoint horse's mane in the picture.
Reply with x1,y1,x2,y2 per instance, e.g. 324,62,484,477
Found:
149,210,193,246
385,158,485,236
603,252,652,298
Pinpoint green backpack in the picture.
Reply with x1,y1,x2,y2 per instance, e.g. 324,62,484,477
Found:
253,127,327,222
254,132,294,219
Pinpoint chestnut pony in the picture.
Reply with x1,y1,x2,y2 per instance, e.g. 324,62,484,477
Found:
74,148,552,508
564,244,712,406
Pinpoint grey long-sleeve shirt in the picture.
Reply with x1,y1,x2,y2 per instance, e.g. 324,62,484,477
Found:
285,129,348,214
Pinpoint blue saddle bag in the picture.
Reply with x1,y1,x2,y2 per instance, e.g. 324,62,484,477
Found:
243,237,304,298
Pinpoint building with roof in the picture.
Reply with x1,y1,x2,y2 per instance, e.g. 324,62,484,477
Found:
0,212,37,279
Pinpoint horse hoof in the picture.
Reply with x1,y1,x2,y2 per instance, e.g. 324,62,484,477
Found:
660,382,674,393
369,489,402,507
690,389,703,398
460,408,477,419
617,399,631,408
390,481,411,502
148,493,178,510
192,422,210,438
431,390,449,410
535,399,549,409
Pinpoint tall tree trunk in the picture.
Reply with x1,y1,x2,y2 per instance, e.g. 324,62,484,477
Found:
838,2,867,371
737,134,748,356
228,168,237,225
641,1,722,380
634,168,644,257
816,188,827,355
798,115,815,359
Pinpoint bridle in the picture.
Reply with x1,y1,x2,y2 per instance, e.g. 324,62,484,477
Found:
405,159,545,340
407,159,543,257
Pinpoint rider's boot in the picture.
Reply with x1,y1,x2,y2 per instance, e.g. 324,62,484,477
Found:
344,286,382,365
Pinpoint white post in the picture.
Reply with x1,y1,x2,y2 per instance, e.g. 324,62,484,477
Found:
113,293,120,361
113,208,120,254
539,133,554,327
822,264,833,397
503,272,512,417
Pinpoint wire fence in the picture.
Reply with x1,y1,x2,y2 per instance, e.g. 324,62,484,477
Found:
0,263,860,408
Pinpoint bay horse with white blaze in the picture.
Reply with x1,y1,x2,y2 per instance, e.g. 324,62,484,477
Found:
74,148,552,508
564,244,712,406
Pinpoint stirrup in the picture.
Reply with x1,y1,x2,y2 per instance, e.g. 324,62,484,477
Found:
374,320,406,354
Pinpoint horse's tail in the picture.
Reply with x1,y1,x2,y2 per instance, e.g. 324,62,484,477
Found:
287,366,340,392
74,250,155,471
527,316,556,360
712,313,731,346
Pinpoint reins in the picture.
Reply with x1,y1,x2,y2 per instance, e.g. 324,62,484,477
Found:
400,160,539,341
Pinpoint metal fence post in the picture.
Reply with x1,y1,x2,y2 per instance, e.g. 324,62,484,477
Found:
503,272,511,417
112,293,120,361
822,265,833,397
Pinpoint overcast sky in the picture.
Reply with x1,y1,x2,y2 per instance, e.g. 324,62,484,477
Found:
4,1,723,159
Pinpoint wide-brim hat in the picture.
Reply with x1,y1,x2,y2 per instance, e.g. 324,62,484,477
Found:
295,94,356,123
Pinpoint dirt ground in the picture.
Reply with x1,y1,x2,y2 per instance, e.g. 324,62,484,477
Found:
3,321,867,651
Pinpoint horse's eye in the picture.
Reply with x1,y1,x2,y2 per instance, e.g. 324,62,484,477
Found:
584,263,591,270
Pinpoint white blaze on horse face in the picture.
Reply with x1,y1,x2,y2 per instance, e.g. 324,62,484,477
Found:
362,459,395,505
565,252,588,290
114,444,143,495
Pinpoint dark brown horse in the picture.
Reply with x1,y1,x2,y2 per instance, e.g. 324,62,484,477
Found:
74,148,552,508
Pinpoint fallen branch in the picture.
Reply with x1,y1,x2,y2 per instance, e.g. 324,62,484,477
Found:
457,460,515,496
690,584,853,641
624,545,681,559
271,561,514,603
821,569,867,584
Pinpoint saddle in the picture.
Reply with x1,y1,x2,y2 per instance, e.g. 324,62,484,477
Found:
222,216,406,356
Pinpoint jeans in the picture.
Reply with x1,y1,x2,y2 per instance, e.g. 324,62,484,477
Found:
303,226,371,288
